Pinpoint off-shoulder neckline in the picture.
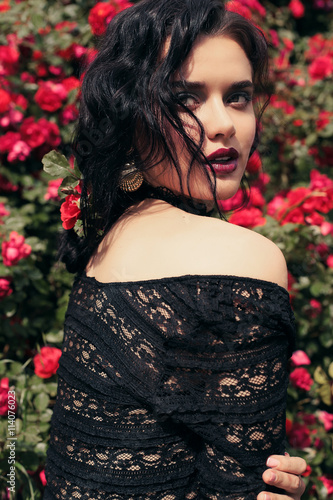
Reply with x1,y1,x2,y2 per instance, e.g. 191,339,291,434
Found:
80,271,290,296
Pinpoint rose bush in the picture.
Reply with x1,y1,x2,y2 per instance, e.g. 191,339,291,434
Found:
0,0,332,498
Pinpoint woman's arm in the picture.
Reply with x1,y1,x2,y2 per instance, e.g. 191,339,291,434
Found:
258,454,307,500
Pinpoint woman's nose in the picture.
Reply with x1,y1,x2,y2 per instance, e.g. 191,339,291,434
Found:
203,99,236,140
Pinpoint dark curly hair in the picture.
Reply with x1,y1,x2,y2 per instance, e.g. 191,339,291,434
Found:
60,0,271,273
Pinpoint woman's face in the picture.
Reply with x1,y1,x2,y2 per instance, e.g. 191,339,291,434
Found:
144,35,257,203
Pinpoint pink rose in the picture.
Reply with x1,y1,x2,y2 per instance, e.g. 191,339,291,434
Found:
321,222,333,237
7,140,31,162
0,278,13,299
290,367,314,391
2,231,31,266
0,202,10,218
0,377,10,415
309,299,322,318
291,350,311,366
318,411,333,431
309,56,333,80
39,469,47,486
288,0,305,18
319,476,333,496
44,179,63,202
33,346,62,378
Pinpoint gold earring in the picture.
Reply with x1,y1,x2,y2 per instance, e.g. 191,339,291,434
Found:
119,160,144,192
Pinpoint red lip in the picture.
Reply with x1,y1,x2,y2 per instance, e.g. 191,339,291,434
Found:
207,148,239,161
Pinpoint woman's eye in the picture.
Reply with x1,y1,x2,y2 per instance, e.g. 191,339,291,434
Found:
177,93,200,109
228,92,253,108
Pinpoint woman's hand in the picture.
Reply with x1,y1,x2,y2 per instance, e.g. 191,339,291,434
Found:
257,454,307,500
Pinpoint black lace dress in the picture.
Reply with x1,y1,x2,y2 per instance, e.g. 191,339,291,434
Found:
44,271,296,500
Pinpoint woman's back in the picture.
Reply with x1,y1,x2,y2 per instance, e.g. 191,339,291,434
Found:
45,250,295,499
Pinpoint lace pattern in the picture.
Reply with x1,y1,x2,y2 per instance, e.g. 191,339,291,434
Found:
44,274,295,499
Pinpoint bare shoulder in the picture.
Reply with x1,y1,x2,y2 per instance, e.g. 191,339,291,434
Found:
87,201,288,290
221,221,288,290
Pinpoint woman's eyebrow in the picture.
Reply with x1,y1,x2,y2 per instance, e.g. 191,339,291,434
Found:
171,80,254,92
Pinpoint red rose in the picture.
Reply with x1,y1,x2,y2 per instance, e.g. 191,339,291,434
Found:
288,422,311,448
218,189,244,212
60,194,81,230
55,21,77,32
0,277,13,299
270,96,296,115
11,93,28,111
0,377,10,415
62,76,80,94
226,1,252,19
0,45,20,76
33,346,62,378
246,151,262,174
288,0,305,18
34,81,67,112
0,88,11,113
0,0,10,13
309,56,333,80
88,2,117,36
38,119,61,148
2,231,32,266
249,187,265,208
327,255,333,268
286,418,293,435
59,104,79,125
20,117,61,154
316,110,332,130
0,131,21,153
310,169,333,190
302,465,312,477
20,117,45,149
229,207,266,228
290,367,314,391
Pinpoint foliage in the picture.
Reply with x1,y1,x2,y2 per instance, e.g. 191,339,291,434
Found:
0,0,332,498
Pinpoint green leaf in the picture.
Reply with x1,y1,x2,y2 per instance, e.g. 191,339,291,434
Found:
34,393,50,412
328,363,333,379
310,448,326,466
42,151,77,179
314,366,328,385
318,382,333,406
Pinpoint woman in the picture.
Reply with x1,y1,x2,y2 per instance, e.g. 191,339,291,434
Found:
44,0,307,498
